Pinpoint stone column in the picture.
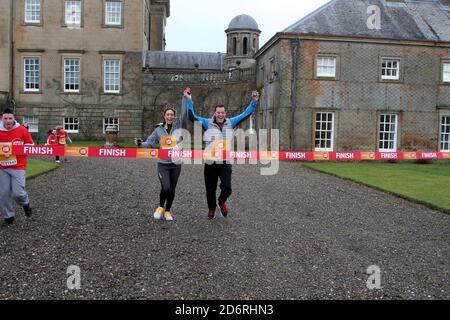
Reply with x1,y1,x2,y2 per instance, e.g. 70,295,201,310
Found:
0,0,11,103
149,3,168,51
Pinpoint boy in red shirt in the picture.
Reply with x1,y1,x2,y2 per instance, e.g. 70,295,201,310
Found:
46,129,56,146
46,129,60,163
55,126,72,163
0,108,34,226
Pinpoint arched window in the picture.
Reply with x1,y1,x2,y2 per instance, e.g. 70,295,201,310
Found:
253,37,257,49
232,37,237,55
243,37,248,55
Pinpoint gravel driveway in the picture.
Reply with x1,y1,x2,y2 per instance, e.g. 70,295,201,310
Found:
0,158,449,299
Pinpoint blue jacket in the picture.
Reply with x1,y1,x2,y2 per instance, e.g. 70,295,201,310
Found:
186,99,258,159
186,99,258,132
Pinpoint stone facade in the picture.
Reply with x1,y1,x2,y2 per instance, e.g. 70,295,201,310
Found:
256,0,450,151
3,0,169,140
0,0,11,107
2,0,449,153
141,68,256,136
148,0,170,51
257,37,450,151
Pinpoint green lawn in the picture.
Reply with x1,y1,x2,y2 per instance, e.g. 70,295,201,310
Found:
27,159,59,179
303,161,450,213
70,140,136,148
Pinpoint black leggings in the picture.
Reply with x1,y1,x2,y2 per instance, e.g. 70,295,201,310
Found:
158,163,182,211
204,163,232,210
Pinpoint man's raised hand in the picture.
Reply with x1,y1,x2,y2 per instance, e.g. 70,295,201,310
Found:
252,90,260,102
183,87,192,100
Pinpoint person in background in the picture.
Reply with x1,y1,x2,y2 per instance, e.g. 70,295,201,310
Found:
22,121,30,131
55,126,72,163
46,129,60,163
0,108,34,226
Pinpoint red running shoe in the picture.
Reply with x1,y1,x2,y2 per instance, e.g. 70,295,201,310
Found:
219,202,228,218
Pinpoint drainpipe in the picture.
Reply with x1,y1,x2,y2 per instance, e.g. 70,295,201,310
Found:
290,38,300,150
10,0,15,112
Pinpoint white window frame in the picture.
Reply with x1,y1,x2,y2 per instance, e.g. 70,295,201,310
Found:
379,114,398,152
316,56,337,78
314,112,334,152
64,117,79,133
63,58,81,93
103,59,121,93
105,1,122,26
443,62,450,83
103,118,120,134
23,116,39,133
25,0,41,23
65,0,82,26
381,59,400,81
440,114,450,152
23,57,41,92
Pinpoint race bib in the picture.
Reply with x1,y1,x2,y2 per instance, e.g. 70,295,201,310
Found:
0,154,18,166
0,144,12,156
212,140,227,151
203,140,228,161
160,136,177,149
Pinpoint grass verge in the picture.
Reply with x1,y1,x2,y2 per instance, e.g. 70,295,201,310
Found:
303,161,450,214
27,159,59,180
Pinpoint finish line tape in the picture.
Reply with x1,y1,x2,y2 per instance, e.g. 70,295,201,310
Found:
1,144,449,161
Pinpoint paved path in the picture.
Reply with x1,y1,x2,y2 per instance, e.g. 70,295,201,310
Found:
0,158,449,299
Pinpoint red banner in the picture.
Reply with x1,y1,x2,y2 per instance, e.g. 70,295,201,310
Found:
12,145,66,156
2,145,450,162
87,147,137,158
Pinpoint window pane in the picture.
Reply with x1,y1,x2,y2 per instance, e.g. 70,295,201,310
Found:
64,117,79,132
317,57,336,78
103,118,120,133
381,59,400,80
25,0,41,23
314,112,334,151
64,59,80,92
441,116,450,151
444,63,450,82
65,1,81,25
24,58,40,91
106,1,122,25
379,114,397,151
23,116,39,132
104,59,121,92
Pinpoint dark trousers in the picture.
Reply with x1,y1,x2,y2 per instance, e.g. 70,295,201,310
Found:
204,163,232,210
158,163,182,211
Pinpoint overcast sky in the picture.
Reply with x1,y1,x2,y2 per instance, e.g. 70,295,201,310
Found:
165,0,330,53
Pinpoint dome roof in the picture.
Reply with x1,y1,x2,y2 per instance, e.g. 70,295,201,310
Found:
226,14,260,32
